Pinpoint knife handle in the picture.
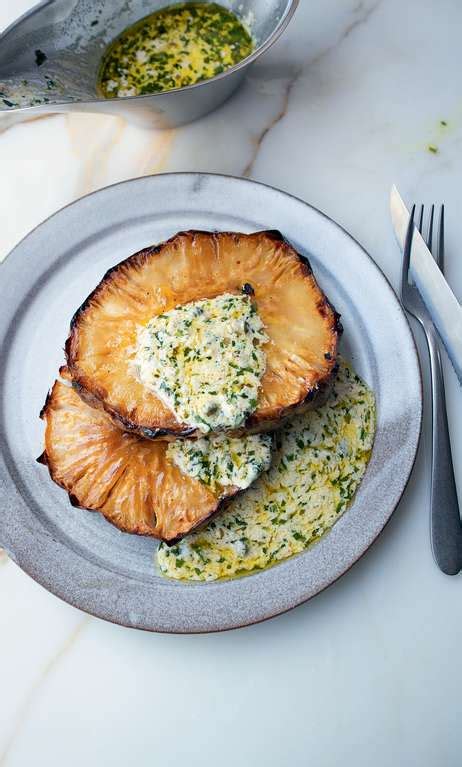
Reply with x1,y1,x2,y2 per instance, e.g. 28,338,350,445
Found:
427,329,462,574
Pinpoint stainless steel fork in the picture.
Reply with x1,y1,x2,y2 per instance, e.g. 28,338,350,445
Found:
401,205,462,575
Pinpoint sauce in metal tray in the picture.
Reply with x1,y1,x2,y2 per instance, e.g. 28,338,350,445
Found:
98,2,254,98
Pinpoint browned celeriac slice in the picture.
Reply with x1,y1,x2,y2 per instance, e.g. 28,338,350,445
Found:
66,230,341,439
38,373,241,543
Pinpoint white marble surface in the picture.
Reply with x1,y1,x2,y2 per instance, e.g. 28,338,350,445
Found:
1,1,461,765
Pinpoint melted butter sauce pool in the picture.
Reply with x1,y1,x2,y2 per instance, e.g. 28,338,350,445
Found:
158,358,376,582
98,2,254,98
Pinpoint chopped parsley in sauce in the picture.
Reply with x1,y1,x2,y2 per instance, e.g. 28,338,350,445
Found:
133,293,268,433
158,358,376,581
167,432,273,492
98,2,254,98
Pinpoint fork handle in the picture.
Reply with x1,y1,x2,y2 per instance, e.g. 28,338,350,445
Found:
427,329,462,574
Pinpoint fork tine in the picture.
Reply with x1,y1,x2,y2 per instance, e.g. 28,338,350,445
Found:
437,205,445,274
418,204,424,234
401,204,415,297
426,204,434,254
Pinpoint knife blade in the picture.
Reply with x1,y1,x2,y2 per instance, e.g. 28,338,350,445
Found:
390,185,462,384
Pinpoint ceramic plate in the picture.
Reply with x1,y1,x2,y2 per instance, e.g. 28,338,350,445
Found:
0,173,422,633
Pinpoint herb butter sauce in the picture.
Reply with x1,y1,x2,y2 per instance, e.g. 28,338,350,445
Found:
167,432,273,492
133,293,268,433
98,2,254,98
158,358,376,581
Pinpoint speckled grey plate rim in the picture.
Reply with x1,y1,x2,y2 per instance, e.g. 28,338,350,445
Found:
0,173,422,633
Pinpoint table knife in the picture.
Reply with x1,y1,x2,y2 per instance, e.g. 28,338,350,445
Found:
390,185,462,384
